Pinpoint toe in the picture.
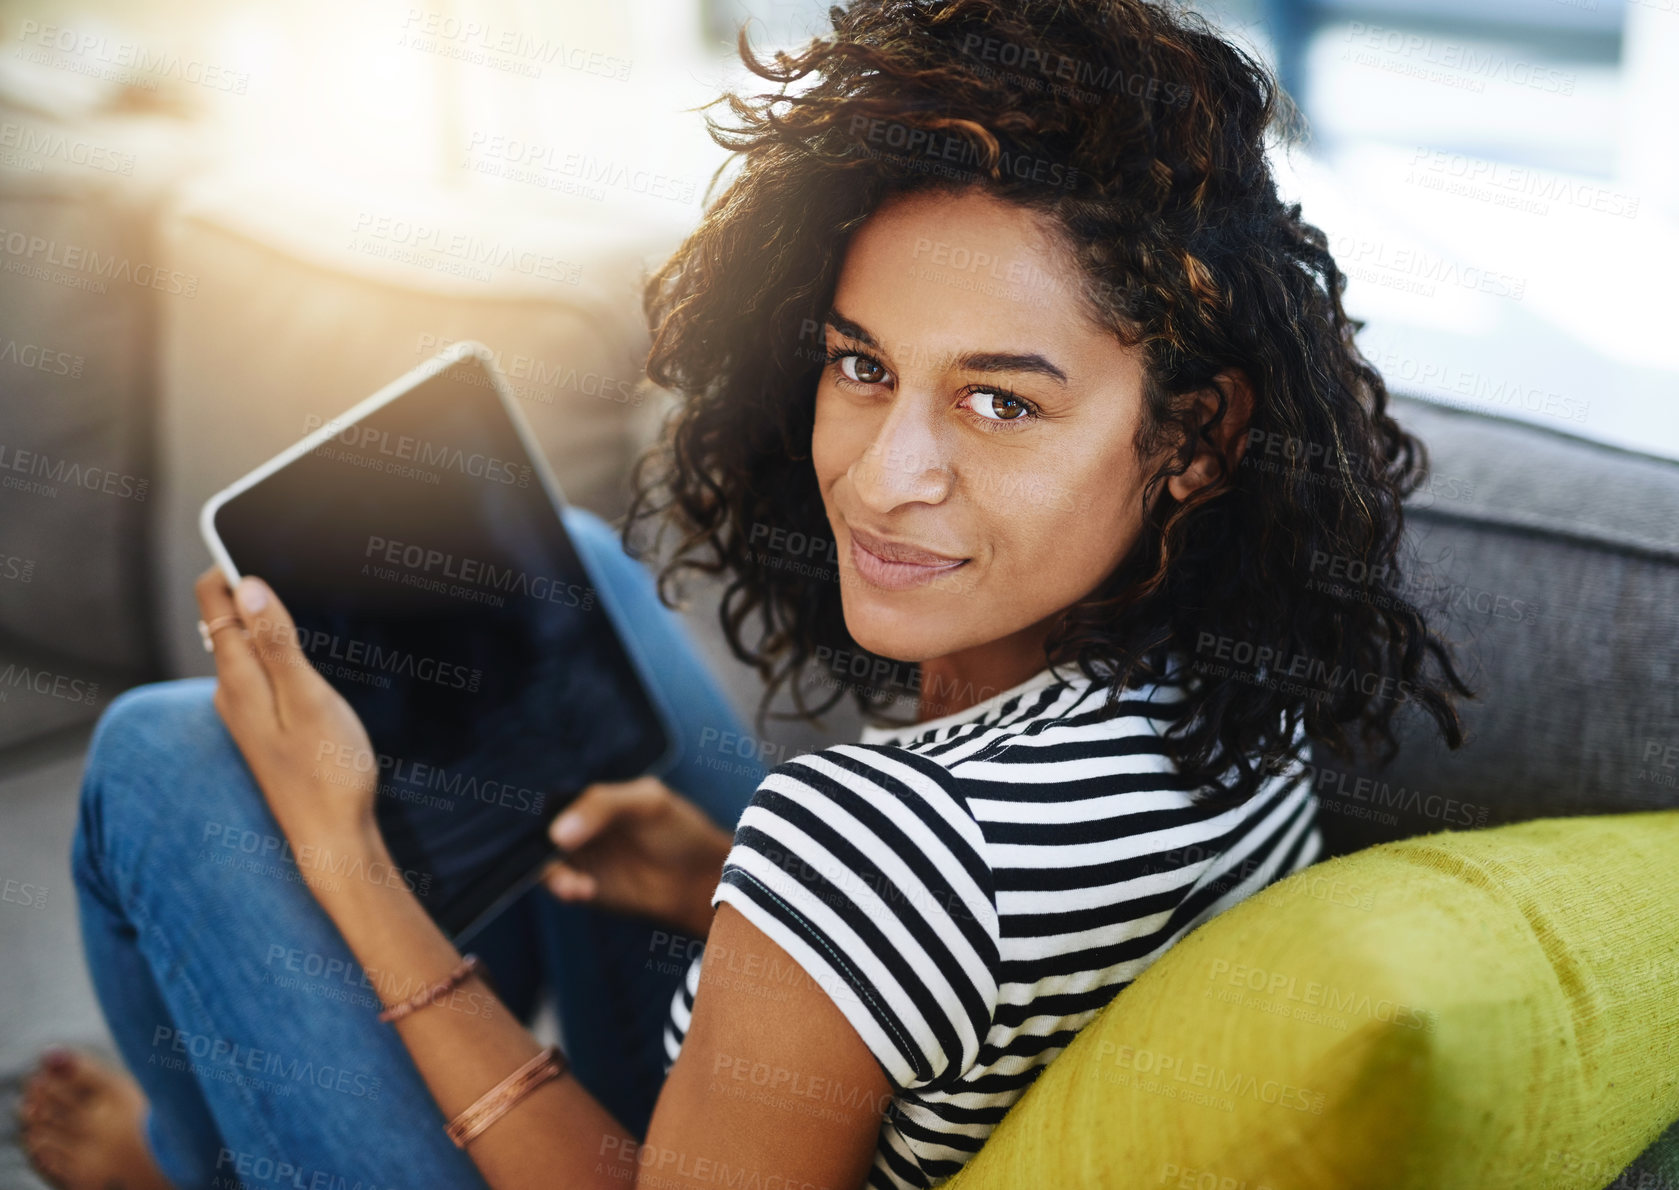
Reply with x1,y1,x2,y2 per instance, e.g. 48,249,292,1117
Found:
20,1067,58,1123
19,1088,67,1144
24,1130,62,1176
57,1048,107,1099
33,1066,85,1115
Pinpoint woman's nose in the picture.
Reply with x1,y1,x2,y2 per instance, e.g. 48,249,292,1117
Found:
850,402,954,513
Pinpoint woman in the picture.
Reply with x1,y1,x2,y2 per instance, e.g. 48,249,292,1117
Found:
21,1,1469,1187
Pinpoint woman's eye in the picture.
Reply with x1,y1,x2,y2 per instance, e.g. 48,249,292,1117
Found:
966,389,1033,422
838,354,888,385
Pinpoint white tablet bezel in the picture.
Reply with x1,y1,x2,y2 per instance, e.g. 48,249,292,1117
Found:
198,338,683,781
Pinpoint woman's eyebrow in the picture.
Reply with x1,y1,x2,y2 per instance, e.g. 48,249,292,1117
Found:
824,307,1070,385
959,349,1069,386
824,308,880,348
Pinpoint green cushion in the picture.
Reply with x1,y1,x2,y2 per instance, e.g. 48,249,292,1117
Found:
945,811,1679,1190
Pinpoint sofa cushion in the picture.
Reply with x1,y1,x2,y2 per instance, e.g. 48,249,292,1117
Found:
942,810,1679,1190
0,103,202,753
1310,397,1679,854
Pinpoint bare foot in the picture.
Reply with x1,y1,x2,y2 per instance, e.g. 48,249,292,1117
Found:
18,1046,176,1190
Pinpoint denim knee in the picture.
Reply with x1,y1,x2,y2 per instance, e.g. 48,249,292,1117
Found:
74,678,257,911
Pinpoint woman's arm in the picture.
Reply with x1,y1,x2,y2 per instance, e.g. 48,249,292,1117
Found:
195,568,890,1189
306,830,890,1188
640,902,891,1189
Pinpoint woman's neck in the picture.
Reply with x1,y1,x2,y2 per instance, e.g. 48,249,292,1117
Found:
915,619,1057,723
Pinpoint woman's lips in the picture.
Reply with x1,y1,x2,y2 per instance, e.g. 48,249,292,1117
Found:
847,527,968,591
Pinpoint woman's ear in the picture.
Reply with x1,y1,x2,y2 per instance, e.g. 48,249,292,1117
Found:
1165,370,1255,504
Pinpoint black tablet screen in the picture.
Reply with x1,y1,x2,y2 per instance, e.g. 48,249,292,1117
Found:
209,355,671,938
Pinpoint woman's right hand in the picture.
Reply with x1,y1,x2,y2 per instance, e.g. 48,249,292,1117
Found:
541,777,735,939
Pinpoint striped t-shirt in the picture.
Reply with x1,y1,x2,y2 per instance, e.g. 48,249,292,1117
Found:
664,662,1322,1189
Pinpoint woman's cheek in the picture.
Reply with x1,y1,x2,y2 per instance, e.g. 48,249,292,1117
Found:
811,385,863,489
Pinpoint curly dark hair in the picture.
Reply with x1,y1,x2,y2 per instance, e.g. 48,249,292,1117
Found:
620,0,1472,805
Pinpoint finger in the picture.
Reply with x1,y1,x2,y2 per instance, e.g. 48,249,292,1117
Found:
229,575,317,722
539,859,597,901
195,567,275,721
548,777,664,851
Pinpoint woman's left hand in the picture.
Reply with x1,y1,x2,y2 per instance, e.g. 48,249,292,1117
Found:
194,566,381,848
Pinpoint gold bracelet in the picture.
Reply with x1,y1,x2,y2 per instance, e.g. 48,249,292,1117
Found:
377,954,482,1024
445,1045,568,1148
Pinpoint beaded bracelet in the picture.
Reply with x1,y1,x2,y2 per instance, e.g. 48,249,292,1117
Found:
445,1045,568,1148
377,954,482,1024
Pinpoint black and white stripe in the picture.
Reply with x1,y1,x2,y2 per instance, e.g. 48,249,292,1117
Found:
665,664,1322,1189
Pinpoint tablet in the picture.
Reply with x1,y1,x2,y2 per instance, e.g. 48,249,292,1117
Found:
200,341,678,943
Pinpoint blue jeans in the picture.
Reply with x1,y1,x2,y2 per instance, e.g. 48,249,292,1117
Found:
72,507,767,1189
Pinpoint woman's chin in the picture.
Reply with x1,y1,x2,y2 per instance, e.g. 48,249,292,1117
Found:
839,604,948,668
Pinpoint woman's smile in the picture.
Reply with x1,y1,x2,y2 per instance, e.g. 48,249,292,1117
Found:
845,523,969,591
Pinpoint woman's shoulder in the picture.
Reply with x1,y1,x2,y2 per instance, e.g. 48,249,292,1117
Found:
714,741,1004,1088
745,742,993,886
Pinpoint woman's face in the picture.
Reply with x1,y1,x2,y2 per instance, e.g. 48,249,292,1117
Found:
812,187,1156,675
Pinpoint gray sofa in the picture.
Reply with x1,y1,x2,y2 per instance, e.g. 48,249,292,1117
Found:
1310,399,1679,858
2,100,1676,1186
